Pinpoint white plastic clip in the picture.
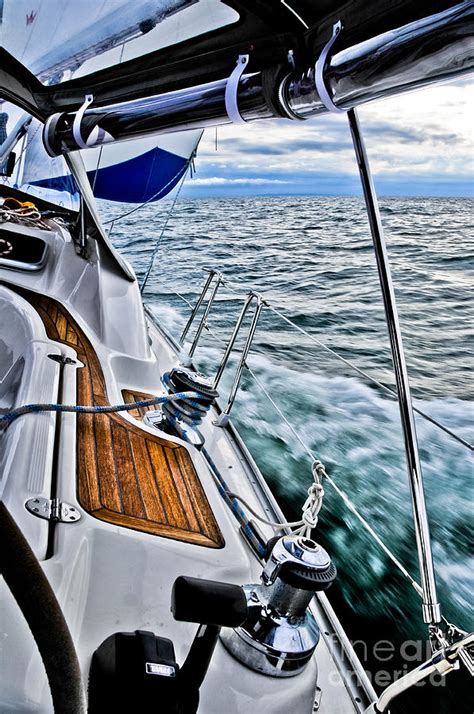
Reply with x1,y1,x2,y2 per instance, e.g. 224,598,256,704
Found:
315,21,345,114
225,55,249,124
73,94,99,149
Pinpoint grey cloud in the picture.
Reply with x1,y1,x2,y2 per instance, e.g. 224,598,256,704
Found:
364,122,459,144
286,139,353,153
202,137,353,157
238,145,287,155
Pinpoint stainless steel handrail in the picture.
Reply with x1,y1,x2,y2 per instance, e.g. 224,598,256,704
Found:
348,108,441,627
178,276,265,424
213,291,260,389
187,272,223,359
179,269,219,346
213,292,264,427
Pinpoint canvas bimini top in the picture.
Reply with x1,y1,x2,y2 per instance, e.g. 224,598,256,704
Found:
0,1,472,120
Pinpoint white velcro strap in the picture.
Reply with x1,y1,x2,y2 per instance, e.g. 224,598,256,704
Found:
225,55,249,124
72,94,95,149
315,21,345,114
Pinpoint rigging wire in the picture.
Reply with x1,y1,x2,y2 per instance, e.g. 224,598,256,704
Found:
192,313,425,599
91,145,104,194
173,307,423,596
218,276,472,452
140,164,190,295
172,289,194,310
280,0,309,28
246,363,423,595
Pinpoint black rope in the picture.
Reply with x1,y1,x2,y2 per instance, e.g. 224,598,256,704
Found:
0,503,86,713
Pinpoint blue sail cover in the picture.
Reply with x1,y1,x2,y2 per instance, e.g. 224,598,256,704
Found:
83,132,200,203
87,146,187,203
13,113,200,206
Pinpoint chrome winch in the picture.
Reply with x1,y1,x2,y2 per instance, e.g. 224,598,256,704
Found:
221,534,336,677
144,366,218,448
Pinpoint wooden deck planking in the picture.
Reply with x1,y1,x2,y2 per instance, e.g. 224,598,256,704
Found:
15,287,223,548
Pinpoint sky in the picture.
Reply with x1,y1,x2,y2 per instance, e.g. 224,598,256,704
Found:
182,78,474,199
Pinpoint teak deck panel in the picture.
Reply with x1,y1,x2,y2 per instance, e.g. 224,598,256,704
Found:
17,287,223,548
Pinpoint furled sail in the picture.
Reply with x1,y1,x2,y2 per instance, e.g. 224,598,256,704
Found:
0,0,206,204
81,131,201,203
5,112,200,206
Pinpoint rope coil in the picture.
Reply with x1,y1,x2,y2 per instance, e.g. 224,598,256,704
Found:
225,460,325,539
0,198,52,231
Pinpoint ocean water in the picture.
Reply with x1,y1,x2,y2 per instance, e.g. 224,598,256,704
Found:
100,195,473,712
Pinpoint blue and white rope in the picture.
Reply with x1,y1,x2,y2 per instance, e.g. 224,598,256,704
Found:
0,391,203,429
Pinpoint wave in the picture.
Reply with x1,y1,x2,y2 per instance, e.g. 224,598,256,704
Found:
104,194,473,645
192,345,473,630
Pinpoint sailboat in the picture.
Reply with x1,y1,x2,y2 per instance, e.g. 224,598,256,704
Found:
0,1,473,712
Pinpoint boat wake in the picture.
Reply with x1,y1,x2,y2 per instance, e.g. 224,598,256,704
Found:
150,301,473,635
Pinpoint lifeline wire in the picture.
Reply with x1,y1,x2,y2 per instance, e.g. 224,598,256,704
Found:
219,275,472,452
246,361,423,596
140,163,190,295
172,296,425,598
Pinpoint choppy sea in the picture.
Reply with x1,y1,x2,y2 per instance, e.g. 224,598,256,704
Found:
100,195,473,713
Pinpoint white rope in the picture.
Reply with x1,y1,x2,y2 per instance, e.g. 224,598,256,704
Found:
172,290,194,310
0,202,51,231
293,462,325,537
225,461,325,535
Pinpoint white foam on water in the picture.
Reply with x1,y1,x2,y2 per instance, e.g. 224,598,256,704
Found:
191,345,473,624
